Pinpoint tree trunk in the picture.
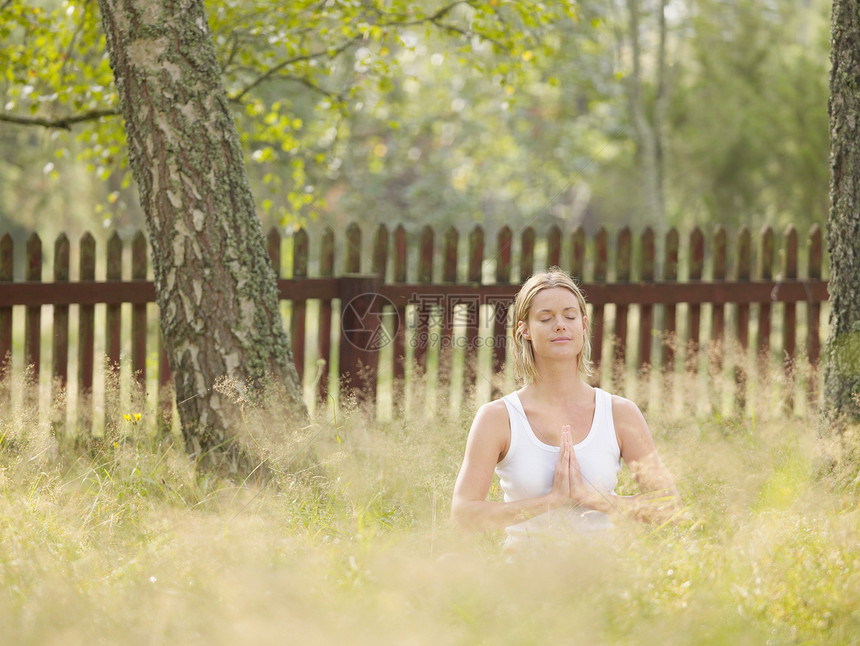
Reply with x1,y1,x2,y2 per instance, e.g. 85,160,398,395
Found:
625,0,668,231
97,0,306,461
825,0,860,422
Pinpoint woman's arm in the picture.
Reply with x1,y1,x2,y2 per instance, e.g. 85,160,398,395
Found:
451,401,572,531
567,397,682,523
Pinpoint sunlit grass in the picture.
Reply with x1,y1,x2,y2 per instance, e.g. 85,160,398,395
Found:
0,366,858,645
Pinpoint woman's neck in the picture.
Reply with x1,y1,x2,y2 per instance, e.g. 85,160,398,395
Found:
522,361,592,405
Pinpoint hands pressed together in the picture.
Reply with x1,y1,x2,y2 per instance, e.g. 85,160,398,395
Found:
548,425,593,510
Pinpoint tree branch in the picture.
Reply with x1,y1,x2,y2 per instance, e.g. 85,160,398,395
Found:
57,4,90,83
228,73,342,105
0,108,118,130
376,1,510,51
429,19,509,51
378,0,469,25
228,0,512,104
276,75,342,101
218,30,241,75
229,35,364,104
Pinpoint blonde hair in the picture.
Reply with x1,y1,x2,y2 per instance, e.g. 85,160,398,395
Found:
512,267,593,384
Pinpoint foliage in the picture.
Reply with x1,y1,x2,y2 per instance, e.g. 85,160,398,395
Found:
666,0,831,229
0,0,580,231
0,0,831,242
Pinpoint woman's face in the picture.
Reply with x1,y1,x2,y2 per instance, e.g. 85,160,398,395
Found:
519,287,587,361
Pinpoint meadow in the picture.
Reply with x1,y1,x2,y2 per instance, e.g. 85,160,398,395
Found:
0,367,858,646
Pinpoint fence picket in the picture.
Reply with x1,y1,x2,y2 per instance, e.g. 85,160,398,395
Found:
0,234,11,397
0,224,832,422
339,223,369,397
106,232,122,368
807,225,823,405
346,223,361,274
735,226,752,410
372,224,389,280
266,228,281,272
391,225,407,385
468,225,484,283
131,231,146,389
711,226,727,360
25,234,42,402
687,227,705,372
292,228,308,382
591,228,608,384
439,226,458,388
613,227,632,392
52,234,70,393
49,235,69,434
339,274,380,400
638,227,655,371
662,228,679,374
570,226,585,281
783,225,798,413
391,225,407,407
493,226,512,387
464,225,483,392
547,225,561,268
710,226,727,408
318,226,335,400
414,226,434,373
79,233,95,426
372,223,392,401
758,226,775,374
520,226,535,284
104,232,122,432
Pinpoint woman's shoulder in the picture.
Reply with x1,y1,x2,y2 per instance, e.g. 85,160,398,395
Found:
467,397,513,457
468,397,513,439
607,392,643,420
607,392,651,449
474,396,511,424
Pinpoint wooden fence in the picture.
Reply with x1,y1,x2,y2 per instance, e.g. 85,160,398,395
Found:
0,222,829,426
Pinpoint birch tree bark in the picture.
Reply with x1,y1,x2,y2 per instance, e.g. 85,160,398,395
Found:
96,0,306,461
825,0,860,422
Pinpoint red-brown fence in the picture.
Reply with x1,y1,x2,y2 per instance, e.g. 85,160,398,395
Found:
0,223,829,427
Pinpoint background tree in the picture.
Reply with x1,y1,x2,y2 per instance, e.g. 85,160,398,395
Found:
0,0,574,458
0,0,579,237
0,0,839,443
825,0,860,423
1,1,831,244
95,0,306,462
665,0,830,229
618,0,669,230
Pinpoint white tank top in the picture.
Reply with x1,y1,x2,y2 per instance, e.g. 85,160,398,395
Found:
496,388,622,542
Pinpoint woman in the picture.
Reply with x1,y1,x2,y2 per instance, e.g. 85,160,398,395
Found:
451,268,680,546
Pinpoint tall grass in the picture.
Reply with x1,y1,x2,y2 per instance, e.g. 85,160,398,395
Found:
0,365,858,646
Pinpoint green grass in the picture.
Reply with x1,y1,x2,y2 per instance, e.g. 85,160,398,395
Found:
0,371,858,646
